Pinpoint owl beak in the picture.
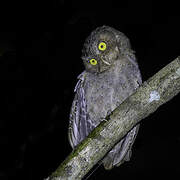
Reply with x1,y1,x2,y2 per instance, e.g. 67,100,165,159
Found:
101,58,111,66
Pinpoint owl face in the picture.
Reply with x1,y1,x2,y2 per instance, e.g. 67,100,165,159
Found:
81,26,130,74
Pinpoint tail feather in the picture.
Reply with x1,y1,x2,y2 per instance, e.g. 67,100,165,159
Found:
103,124,139,170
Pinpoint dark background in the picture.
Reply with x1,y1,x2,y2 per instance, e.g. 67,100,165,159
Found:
0,0,180,179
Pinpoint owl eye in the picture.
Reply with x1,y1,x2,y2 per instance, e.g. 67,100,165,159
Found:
89,59,97,65
98,42,107,51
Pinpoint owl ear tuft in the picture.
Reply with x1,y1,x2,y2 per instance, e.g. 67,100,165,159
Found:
115,33,131,49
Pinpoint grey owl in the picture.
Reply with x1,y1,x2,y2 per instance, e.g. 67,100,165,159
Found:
68,26,142,170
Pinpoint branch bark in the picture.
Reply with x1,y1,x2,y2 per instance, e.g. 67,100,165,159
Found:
46,56,180,180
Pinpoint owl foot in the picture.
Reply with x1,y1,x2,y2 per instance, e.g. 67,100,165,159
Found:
100,118,108,122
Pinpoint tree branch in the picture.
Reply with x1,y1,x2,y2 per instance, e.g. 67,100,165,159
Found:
46,56,180,180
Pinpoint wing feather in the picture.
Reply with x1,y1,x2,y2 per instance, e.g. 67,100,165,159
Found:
68,72,89,148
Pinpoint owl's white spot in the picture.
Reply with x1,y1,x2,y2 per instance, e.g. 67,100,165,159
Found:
176,67,180,76
170,67,180,80
149,90,160,103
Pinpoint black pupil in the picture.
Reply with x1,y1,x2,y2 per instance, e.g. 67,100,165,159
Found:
92,60,95,63
101,45,104,48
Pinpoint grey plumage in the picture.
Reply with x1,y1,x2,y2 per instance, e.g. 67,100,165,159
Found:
68,26,142,170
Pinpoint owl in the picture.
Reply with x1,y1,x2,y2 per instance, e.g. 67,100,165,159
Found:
68,26,142,170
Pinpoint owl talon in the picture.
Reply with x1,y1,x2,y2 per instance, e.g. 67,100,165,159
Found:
100,118,108,122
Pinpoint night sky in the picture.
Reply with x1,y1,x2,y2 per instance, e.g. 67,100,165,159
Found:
0,1,180,179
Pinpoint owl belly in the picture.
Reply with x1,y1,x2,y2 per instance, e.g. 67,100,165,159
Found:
85,68,137,127
86,85,114,125
85,75,124,126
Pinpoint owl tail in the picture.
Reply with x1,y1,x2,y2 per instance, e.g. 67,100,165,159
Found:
102,124,139,170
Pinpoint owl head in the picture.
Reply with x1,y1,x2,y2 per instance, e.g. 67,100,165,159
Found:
81,25,132,73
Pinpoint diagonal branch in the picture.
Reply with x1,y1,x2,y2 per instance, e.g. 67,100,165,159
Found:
46,56,180,180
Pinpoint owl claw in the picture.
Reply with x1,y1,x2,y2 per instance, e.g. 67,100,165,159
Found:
100,118,108,122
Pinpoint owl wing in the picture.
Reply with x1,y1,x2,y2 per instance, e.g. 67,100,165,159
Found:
68,72,94,148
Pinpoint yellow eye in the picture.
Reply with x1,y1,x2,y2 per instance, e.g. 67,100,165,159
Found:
89,59,97,65
98,42,107,51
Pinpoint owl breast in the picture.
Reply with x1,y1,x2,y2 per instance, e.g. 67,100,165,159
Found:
84,60,138,127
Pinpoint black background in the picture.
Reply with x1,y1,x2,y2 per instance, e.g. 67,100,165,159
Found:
0,0,180,179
